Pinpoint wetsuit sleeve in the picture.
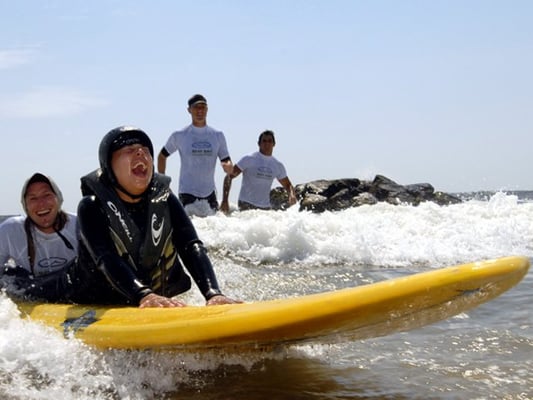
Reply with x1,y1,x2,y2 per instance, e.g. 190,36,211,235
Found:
77,196,153,304
168,194,223,300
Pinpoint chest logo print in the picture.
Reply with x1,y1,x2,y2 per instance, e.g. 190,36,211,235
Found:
151,214,164,246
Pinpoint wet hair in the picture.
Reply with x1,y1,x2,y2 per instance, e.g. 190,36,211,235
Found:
257,130,276,146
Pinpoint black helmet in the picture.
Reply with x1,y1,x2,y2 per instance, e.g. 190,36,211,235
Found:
98,126,154,187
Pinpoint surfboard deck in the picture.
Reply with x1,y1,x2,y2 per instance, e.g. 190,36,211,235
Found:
14,256,529,350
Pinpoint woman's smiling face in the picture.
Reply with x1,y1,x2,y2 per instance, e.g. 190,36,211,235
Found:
24,182,60,233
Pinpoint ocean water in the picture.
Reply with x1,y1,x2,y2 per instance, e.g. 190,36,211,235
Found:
0,192,531,399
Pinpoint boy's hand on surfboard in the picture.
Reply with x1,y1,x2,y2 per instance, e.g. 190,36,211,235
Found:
139,293,187,308
206,295,243,306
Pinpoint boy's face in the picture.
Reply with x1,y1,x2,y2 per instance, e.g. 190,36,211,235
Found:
111,144,153,199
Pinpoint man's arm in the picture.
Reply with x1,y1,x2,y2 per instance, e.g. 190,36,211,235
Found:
220,165,242,214
220,157,233,174
220,175,232,214
279,177,297,206
157,148,169,174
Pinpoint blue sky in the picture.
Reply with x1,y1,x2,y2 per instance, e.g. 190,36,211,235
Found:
1,1,532,215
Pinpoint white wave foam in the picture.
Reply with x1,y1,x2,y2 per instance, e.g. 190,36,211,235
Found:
194,193,533,268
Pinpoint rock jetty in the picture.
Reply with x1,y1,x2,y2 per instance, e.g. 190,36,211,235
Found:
270,174,462,212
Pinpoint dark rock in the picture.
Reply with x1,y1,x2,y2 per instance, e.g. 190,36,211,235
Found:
270,175,462,212
432,191,463,206
270,186,293,210
352,192,378,206
405,183,435,198
370,175,405,201
298,193,329,213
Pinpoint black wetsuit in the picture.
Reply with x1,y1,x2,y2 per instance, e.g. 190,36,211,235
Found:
72,170,222,305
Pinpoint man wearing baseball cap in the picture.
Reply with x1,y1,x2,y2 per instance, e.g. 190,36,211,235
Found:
157,94,233,216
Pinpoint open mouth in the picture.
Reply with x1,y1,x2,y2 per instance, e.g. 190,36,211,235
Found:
36,209,51,217
132,161,148,177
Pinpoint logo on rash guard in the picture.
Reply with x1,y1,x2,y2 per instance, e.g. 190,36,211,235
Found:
192,141,213,156
151,214,164,246
37,257,68,269
257,166,274,180
107,201,133,242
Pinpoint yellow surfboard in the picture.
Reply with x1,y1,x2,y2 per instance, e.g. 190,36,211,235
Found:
15,256,529,350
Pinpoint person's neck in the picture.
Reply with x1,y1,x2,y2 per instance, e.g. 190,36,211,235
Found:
37,225,55,234
192,121,207,128
116,188,143,203
31,218,57,234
